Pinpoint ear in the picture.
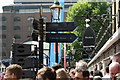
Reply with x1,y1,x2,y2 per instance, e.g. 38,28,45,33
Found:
11,73,17,78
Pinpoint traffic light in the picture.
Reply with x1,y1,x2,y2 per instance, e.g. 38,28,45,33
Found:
32,31,38,41
33,19,40,30
13,57,39,68
12,43,31,56
12,43,38,78
32,19,40,41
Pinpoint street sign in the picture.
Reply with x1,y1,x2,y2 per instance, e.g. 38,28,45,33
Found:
83,27,96,47
46,33,77,43
83,27,96,53
46,22,77,32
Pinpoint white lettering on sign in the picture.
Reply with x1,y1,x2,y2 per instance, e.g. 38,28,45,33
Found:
85,37,94,39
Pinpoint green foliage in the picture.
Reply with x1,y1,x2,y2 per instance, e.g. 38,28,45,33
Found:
65,2,110,62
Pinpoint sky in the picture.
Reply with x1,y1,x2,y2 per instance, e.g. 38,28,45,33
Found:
0,0,14,13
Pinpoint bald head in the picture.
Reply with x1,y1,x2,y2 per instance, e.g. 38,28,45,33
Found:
109,62,120,79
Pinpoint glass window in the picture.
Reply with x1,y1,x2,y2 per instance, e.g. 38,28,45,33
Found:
2,34,6,39
2,51,6,57
14,26,21,30
14,17,21,22
14,35,21,39
2,16,7,21
2,25,7,30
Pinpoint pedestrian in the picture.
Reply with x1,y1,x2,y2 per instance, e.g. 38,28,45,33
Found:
36,67,56,80
102,66,110,79
4,64,23,80
69,68,75,80
109,62,120,80
56,68,69,80
111,52,120,63
93,70,103,80
74,60,89,80
52,63,62,71
93,70,103,77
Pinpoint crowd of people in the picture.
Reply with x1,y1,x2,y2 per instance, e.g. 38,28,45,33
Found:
0,53,120,80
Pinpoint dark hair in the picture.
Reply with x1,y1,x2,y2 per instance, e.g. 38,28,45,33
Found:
90,71,93,76
6,64,23,79
93,70,103,77
52,63,62,71
105,66,109,73
82,71,90,77
37,67,56,80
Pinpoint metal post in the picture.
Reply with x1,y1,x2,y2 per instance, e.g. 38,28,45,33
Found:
39,6,44,68
69,51,71,71
56,42,58,63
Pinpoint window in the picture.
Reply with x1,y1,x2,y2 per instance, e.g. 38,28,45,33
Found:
2,34,6,39
2,51,6,57
2,25,7,30
14,35,21,40
2,16,7,21
14,26,21,30
14,17,21,22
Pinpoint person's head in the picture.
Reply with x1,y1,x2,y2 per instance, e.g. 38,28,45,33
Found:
112,52,120,63
75,60,89,80
37,67,56,80
104,66,109,76
93,76,102,80
52,63,62,71
4,64,23,79
69,68,75,79
93,70,103,77
56,68,69,80
109,62,120,79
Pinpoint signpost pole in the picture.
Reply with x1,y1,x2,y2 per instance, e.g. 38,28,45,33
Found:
39,6,43,68
56,42,58,63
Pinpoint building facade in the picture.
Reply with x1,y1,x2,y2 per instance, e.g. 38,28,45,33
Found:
1,1,78,59
88,0,120,72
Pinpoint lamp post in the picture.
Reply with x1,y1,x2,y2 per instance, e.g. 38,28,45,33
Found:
50,1,63,63
50,1,63,21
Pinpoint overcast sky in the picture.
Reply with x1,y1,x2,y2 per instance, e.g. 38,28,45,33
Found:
0,0,14,13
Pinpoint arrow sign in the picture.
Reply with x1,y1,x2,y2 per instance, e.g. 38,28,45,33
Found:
46,22,77,32
46,33,77,43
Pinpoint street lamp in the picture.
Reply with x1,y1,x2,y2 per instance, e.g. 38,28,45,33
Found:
50,1,63,63
50,0,63,21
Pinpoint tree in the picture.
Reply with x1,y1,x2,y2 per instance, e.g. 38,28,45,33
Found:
66,2,110,62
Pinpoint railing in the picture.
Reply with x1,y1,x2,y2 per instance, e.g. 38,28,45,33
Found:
89,14,115,58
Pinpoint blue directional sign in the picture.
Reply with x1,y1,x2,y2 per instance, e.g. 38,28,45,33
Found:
46,33,77,43
46,22,77,32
